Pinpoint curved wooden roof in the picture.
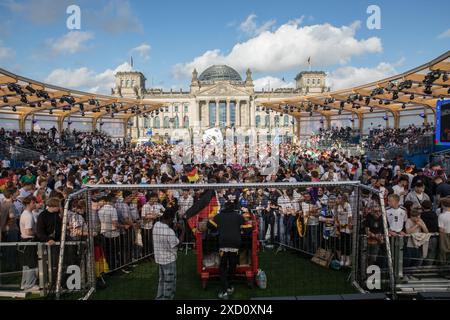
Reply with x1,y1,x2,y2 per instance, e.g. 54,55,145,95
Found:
0,50,448,130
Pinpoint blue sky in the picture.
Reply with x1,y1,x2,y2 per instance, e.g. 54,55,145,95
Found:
0,0,449,93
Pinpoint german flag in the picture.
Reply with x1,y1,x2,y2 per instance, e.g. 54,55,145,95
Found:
186,167,199,182
94,245,109,277
185,189,220,232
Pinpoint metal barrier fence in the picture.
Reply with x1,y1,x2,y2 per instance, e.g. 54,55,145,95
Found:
3,181,448,299
52,181,396,299
0,241,88,299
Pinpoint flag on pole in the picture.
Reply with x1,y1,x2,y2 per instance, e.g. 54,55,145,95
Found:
185,190,220,232
307,56,311,64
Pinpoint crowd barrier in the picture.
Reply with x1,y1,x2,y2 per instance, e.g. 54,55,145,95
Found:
0,241,88,299
52,181,396,300
3,180,449,299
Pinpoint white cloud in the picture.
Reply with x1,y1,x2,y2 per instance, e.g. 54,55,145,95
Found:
44,62,133,94
327,62,397,90
91,0,143,34
239,14,276,37
437,28,450,39
0,41,15,60
1,0,72,25
172,19,382,79
253,76,295,91
47,31,94,55
131,43,151,60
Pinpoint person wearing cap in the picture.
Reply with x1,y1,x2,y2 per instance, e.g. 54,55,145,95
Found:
207,200,245,300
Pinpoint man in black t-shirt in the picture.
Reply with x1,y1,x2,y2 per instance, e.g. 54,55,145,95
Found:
208,200,245,300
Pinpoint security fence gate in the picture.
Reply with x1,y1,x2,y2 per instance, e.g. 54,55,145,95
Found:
46,181,399,300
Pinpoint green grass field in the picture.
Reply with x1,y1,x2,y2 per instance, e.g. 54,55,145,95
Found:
93,249,356,300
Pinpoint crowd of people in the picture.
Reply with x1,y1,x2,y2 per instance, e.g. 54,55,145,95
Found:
364,124,435,150
309,126,359,148
0,127,127,157
0,124,449,299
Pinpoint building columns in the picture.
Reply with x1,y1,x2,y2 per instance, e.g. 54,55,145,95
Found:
215,99,220,127
236,100,241,127
250,99,255,128
226,99,230,127
205,101,209,128
358,113,364,133
296,117,301,139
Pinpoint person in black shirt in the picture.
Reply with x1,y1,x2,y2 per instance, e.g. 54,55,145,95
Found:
36,197,62,244
420,200,439,266
36,197,63,288
208,200,245,300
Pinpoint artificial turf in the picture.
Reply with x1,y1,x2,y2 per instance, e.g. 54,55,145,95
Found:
92,249,356,300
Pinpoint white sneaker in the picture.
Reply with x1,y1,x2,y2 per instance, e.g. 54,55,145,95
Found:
218,291,230,300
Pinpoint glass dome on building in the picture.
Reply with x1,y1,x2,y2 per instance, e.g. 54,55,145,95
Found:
198,65,242,81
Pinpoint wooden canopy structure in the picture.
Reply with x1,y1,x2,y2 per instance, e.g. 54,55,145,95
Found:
0,50,448,135
259,50,449,131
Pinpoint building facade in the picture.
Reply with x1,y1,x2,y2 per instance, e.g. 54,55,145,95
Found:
113,65,329,140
